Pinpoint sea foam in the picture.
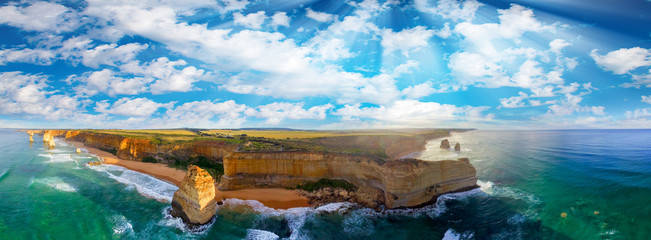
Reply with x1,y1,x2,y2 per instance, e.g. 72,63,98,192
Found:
34,177,77,192
245,229,280,240
90,164,178,202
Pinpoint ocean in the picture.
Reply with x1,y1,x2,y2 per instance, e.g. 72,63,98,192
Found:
0,129,649,239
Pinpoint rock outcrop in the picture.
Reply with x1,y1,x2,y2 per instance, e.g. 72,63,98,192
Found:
440,139,450,149
220,152,477,209
170,165,217,227
454,143,461,151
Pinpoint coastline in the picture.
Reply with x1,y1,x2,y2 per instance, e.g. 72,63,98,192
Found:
66,140,309,209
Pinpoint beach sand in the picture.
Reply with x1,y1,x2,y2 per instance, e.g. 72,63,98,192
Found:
67,140,309,209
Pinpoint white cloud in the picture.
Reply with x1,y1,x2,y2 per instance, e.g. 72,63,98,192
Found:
0,1,81,32
546,93,605,116
591,47,651,75
233,11,267,29
95,97,173,117
119,57,208,94
72,69,150,97
414,0,482,22
499,92,528,108
0,71,84,120
154,100,249,128
270,12,290,28
0,48,56,65
334,100,493,127
246,102,333,124
381,26,434,56
306,8,334,23
642,95,651,104
217,0,249,14
81,43,148,68
549,39,571,54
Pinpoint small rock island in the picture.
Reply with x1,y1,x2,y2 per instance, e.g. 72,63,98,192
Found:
170,165,217,227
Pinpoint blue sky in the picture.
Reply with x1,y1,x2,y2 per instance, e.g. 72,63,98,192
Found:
0,0,650,129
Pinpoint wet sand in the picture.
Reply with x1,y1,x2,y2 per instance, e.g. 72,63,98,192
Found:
67,140,309,209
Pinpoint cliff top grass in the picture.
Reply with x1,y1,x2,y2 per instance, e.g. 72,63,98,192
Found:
70,128,465,158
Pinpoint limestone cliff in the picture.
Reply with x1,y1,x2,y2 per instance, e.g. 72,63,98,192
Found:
170,165,217,226
220,152,477,209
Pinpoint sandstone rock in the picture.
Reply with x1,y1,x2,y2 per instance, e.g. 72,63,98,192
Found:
171,165,217,227
454,143,461,151
76,148,82,154
440,139,450,149
221,152,477,209
48,139,55,149
29,132,34,142
458,158,470,164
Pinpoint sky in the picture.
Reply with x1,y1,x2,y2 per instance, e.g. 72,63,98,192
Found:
0,0,650,130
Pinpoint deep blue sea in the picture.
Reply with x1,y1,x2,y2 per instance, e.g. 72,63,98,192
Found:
0,129,650,239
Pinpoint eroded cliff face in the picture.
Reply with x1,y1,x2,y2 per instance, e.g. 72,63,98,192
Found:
220,152,477,209
64,132,235,162
170,165,216,226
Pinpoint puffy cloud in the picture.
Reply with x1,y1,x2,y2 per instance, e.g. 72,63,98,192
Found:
80,43,148,68
246,102,333,124
591,47,651,75
381,26,434,56
95,97,173,117
414,0,482,22
0,48,56,65
0,72,85,120
305,8,334,23
233,11,267,29
217,0,249,14
154,100,249,128
499,92,529,108
642,95,651,104
549,39,571,54
270,12,290,28
401,81,448,99
334,100,493,127
71,69,150,97
0,1,81,32
547,93,605,116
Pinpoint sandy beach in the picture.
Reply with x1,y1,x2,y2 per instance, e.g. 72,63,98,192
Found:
67,140,309,209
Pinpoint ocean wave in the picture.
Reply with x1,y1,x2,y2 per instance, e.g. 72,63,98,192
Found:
159,206,215,234
109,214,134,236
34,177,77,192
0,168,8,181
442,228,475,240
245,229,280,240
38,153,76,164
90,164,178,202
477,180,541,205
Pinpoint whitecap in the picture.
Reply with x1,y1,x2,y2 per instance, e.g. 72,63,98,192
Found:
245,229,280,240
34,177,77,192
38,153,76,163
159,206,215,234
442,229,475,240
477,180,541,205
90,164,178,202
109,214,134,236
0,168,8,180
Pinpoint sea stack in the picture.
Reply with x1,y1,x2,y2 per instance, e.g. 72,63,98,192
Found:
170,165,217,227
29,132,34,142
440,139,450,149
48,139,55,149
454,143,461,151
76,148,82,154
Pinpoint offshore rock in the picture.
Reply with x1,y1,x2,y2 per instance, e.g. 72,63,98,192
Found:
440,139,450,149
76,148,82,154
454,143,461,151
48,139,55,149
170,165,217,227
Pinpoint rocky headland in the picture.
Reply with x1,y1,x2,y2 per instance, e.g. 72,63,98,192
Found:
23,129,478,211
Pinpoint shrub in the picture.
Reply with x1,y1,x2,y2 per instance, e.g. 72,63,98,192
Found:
142,157,158,163
295,178,357,192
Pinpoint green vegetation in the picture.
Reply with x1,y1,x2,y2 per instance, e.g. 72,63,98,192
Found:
97,147,117,155
295,178,357,192
141,157,158,163
170,156,224,181
79,128,459,159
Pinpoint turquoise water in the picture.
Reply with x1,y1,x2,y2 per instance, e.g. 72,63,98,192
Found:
1,129,650,239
